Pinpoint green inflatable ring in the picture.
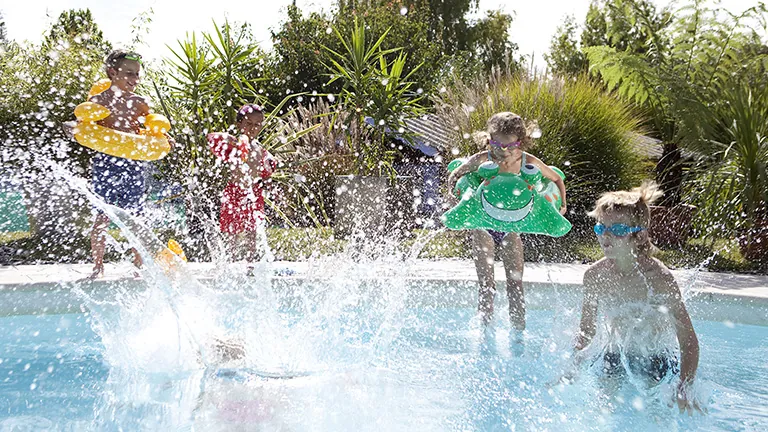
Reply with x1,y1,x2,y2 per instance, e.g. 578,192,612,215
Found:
441,158,572,237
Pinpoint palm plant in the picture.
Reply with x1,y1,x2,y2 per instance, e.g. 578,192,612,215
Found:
680,80,768,259
153,20,319,256
584,0,768,259
322,18,426,176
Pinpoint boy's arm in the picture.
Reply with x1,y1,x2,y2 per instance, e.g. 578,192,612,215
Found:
576,268,599,351
526,154,567,215
88,93,111,112
135,95,151,119
550,267,599,386
657,265,703,414
662,269,699,386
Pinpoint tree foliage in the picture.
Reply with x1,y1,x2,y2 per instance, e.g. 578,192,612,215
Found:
584,0,768,254
0,9,110,157
545,15,588,76
546,0,670,76
0,11,7,44
270,0,517,107
0,9,111,252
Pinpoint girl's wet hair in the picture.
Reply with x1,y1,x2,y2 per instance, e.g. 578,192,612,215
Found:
472,112,540,151
589,181,664,254
236,104,264,123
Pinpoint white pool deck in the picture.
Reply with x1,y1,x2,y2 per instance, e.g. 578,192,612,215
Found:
1,260,767,304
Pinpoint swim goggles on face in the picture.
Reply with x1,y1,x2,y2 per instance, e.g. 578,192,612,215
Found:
593,223,644,237
489,139,521,149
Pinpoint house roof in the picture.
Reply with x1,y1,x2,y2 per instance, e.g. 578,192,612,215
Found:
402,114,455,153
628,133,663,159
365,114,455,157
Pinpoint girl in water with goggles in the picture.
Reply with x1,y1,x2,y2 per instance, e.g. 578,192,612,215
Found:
446,112,567,337
564,181,702,414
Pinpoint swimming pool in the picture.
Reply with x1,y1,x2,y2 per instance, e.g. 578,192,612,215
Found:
0,277,765,431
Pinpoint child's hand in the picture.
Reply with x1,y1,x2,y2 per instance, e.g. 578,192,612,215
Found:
676,380,706,415
251,146,264,162
62,121,77,138
546,368,578,389
559,203,567,216
165,133,178,148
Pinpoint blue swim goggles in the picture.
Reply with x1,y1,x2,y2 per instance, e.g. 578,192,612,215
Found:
593,223,644,237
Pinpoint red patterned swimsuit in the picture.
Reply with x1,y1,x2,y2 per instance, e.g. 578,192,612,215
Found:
208,133,277,234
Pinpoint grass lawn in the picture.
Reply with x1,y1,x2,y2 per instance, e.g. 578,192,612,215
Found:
0,231,30,243
1,228,763,273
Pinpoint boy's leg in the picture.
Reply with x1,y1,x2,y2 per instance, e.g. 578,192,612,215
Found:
228,233,240,261
500,232,525,331
130,248,143,270
89,213,111,279
245,230,259,264
472,230,496,326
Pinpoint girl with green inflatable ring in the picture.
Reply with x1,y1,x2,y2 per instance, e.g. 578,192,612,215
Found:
443,112,569,336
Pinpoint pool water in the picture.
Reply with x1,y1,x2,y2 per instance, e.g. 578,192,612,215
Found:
0,304,766,431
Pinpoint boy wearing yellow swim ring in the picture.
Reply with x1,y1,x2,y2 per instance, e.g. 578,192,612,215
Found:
446,112,567,333
88,50,151,279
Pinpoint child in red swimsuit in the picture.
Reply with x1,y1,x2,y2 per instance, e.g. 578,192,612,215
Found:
207,104,277,264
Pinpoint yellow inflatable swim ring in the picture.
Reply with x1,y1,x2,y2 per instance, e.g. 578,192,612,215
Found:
72,79,172,161
156,239,188,274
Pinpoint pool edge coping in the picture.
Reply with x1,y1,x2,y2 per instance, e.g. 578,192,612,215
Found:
1,261,766,305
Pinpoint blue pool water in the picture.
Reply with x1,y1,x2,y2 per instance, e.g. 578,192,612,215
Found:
0,303,765,431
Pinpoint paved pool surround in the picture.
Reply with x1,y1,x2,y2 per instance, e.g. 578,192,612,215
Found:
1,261,766,324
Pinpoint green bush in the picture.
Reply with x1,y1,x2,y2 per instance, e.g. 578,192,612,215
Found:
0,10,110,259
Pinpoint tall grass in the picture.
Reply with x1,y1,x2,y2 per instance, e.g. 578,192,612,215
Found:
435,71,651,231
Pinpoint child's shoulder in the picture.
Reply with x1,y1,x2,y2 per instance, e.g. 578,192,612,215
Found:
88,90,111,105
468,150,488,160
646,257,679,287
522,152,547,164
89,89,147,107
127,92,148,102
127,93,150,109
584,258,612,283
